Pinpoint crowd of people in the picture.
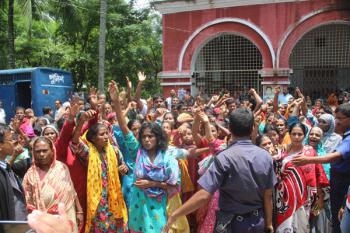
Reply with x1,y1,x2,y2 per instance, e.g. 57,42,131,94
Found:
0,71,350,233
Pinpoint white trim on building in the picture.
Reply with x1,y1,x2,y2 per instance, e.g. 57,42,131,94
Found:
153,0,307,15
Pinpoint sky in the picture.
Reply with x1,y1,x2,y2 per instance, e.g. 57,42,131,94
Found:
132,0,151,9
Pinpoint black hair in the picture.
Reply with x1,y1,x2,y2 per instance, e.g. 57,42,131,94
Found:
86,123,107,143
0,123,10,143
42,106,52,115
139,122,168,152
15,106,25,112
56,118,65,133
288,122,307,136
127,119,141,130
163,112,176,127
176,103,184,111
225,98,235,106
335,103,350,117
153,94,164,102
228,108,254,137
264,124,278,134
33,136,54,151
255,134,270,147
323,105,333,115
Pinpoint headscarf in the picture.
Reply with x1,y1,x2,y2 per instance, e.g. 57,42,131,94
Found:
41,125,59,137
319,113,342,153
83,134,127,232
319,114,335,144
23,137,76,214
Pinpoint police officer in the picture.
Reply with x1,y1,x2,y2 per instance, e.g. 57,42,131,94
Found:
163,108,277,233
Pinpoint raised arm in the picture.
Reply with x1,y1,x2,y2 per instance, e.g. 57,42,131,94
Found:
192,110,204,147
249,88,263,113
126,76,133,103
88,87,99,111
199,111,215,142
135,72,146,112
55,96,80,161
296,87,308,116
108,80,129,136
273,86,280,113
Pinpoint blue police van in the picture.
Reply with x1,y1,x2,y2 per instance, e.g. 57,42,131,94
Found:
0,67,73,123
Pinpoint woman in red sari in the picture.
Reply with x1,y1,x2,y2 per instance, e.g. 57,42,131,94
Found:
275,123,329,233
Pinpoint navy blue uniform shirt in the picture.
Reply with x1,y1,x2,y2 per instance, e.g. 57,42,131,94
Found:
198,139,277,214
332,130,350,173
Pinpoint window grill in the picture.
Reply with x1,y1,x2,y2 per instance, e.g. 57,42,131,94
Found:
289,24,350,99
193,34,263,95
0,73,31,85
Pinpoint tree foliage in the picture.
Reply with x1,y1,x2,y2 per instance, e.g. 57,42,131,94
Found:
0,0,163,97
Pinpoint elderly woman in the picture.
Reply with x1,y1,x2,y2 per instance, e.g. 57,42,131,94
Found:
23,137,82,233
318,113,342,154
307,127,332,233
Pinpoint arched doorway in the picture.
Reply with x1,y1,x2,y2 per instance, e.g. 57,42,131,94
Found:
192,34,263,96
289,23,350,100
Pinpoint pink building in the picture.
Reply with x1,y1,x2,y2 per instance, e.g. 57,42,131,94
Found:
154,0,350,100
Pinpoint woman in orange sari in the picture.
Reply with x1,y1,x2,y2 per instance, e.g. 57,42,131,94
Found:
23,137,83,233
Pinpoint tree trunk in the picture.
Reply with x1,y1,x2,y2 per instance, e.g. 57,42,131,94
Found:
7,0,15,68
98,0,107,92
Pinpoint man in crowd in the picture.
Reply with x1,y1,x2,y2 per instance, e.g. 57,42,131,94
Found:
0,124,27,220
164,108,276,233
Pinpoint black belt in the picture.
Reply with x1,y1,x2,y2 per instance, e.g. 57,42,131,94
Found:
234,209,261,222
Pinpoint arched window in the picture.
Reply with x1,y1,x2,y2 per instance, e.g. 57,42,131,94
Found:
289,24,350,99
193,34,263,96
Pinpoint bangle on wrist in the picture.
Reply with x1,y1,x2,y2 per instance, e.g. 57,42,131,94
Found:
76,211,84,214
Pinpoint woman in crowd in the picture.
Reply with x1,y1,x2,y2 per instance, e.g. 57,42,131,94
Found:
306,127,332,233
275,123,329,233
23,137,82,233
318,113,342,154
70,110,128,232
109,80,180,233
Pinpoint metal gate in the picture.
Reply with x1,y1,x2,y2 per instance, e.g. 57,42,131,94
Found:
289,24,350,99
192,34,263,96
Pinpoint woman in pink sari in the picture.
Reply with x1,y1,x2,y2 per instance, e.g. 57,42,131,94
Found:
23,137,83,233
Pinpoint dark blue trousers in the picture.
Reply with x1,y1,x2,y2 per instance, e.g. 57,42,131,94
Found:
215,209,265,233
330,170,350,233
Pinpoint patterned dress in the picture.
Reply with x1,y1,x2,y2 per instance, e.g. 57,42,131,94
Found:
275,145,329,233
90,152,124,233
128,149,180,233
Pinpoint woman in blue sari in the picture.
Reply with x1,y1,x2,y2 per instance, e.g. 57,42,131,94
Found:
109,81,180,233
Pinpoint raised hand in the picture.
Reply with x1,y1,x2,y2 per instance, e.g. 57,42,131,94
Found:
89,87,98,108
126,76,132,89
80,110,96,122
274,86,281,94
69,95,81,118
249,88,256,95
147,97,153,109
211,95,220,102
108,81,120,102
138,71,147,82
198,111,209,123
